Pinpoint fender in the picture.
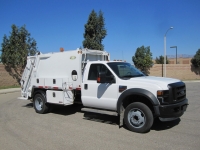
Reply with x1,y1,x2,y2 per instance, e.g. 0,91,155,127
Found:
117,88,159,113
33,89,47,103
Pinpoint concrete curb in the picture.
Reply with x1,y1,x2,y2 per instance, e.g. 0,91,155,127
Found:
0,88,21,95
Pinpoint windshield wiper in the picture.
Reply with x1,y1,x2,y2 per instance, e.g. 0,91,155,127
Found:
134,74,144,77
121,75,136,78
121,74,144,78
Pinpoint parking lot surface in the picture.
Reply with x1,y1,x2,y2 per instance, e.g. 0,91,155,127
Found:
0,82,199,150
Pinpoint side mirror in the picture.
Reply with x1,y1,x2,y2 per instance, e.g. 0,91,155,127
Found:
97,72,116,83
97,72,106,83
109,75,116,83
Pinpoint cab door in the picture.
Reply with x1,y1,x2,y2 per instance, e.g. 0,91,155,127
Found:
81,63,118,111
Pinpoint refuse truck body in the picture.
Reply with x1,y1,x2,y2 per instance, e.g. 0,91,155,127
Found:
19,48,188,133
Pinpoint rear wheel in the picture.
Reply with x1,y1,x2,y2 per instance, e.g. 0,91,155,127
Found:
33,92,49,114
124,102,153,133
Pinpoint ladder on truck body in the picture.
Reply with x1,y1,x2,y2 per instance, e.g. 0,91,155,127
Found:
19,56,36,100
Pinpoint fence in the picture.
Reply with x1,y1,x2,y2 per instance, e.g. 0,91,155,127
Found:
149,64,200,80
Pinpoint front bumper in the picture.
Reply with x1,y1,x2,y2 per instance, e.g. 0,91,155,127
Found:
154,98,188,118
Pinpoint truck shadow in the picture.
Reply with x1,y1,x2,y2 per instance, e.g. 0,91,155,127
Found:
23,103,180,131
49,104,83,116
23,103,118,125
151,118,181,131
23,103,83,116
82,114,181,131
23,103,33,108
83,112,118,125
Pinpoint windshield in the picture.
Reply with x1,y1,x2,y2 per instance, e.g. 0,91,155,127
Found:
107,62,145,79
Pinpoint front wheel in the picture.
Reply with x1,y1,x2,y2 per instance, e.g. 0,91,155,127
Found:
33,92,49,114
124,102,153,133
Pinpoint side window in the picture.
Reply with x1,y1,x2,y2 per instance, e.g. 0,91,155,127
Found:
88,64,112,80
88,64,98,80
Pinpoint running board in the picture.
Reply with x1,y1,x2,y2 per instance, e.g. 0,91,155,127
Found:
81,108,118,116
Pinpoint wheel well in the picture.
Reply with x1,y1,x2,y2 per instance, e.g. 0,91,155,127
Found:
122,94,155,115
32,88,46,99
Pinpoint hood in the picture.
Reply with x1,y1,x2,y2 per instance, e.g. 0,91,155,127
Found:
128,76,181,90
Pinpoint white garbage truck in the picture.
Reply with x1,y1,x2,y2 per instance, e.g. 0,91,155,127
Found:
19,48,188,133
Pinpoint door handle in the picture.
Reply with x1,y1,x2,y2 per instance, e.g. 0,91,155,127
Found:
84,84,88,90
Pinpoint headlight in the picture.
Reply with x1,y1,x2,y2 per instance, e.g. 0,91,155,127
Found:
157,90,169,105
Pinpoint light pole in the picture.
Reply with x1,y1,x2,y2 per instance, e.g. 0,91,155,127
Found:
170,46,177,64
164,27,173,77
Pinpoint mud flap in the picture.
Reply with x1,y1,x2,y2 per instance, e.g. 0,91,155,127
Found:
119,104,125,127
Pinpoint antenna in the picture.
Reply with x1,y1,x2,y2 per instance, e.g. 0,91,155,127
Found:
122,50,124,61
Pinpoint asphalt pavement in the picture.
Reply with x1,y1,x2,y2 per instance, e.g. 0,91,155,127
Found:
0,82,200,150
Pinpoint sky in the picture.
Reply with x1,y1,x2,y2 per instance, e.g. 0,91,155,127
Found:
0,0,200,63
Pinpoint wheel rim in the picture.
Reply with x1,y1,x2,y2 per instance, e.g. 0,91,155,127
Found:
35,97,43,111
128,108,146,128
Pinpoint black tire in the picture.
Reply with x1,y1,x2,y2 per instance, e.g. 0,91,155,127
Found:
124,102,153,133
33,92,49,114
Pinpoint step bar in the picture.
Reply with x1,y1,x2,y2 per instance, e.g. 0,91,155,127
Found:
81,108,118,116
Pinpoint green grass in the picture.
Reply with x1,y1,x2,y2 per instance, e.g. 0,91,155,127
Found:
0,85,20,90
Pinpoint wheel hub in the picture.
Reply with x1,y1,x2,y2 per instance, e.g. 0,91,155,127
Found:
35,97,43,111
128,109,145,128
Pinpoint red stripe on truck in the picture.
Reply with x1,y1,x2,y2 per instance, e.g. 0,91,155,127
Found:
76,87,81,90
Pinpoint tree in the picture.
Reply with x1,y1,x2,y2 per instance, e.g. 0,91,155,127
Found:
0,24,38,83
1,24,38,68
83,10,107,50
191,48,200,68
132,46,153,74
155,55,169,64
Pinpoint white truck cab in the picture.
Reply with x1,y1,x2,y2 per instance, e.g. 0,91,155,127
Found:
19,49,188,133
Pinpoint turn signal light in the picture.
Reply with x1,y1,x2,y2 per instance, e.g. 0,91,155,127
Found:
157,91,164,96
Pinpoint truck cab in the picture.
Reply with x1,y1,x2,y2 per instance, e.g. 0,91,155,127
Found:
81,61,188,133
